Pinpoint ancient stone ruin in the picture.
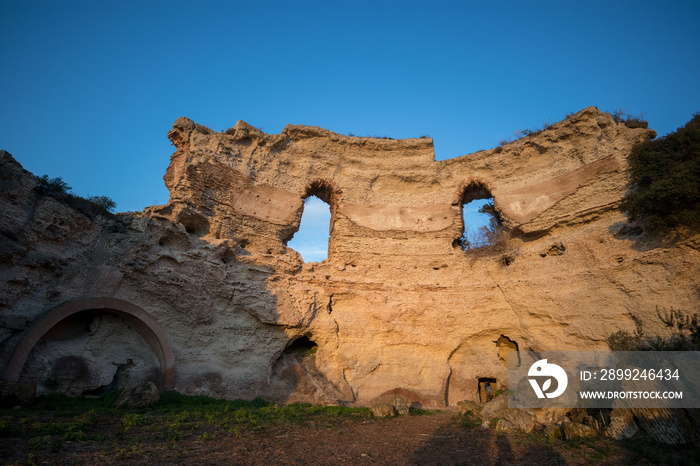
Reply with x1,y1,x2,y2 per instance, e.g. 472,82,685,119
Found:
1,107,698,413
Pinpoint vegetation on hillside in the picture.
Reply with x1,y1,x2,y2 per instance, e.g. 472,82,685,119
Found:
34,174,116,218
611,108,649,129
621,112,700,231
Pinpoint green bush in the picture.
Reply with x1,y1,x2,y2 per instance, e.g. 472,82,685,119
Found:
34,174,117,217
621,112,700,231
35,175,71,195
86,195,117,212
459,410,481,429
611,108,649,129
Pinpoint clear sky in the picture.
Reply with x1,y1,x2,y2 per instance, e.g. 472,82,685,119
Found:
2,1,699,261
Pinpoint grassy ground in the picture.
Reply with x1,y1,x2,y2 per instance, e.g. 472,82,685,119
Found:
1,393,698,465
0,391,377,462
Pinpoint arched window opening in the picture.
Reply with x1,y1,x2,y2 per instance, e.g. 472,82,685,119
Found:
457,182,505,251
287,195,331,262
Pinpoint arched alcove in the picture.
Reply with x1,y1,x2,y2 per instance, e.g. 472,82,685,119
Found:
2,298,175,393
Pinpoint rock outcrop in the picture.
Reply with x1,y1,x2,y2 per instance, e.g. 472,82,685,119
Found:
1,107,698,412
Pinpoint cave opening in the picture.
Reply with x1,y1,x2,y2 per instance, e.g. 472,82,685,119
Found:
282,335,318,357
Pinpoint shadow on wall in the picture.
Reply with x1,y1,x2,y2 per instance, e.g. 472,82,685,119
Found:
264,334,354,405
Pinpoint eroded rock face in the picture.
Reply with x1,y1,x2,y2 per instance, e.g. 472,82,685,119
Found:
1,107,698,408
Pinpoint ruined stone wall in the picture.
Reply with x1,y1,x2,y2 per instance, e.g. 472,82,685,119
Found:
1,107,698,407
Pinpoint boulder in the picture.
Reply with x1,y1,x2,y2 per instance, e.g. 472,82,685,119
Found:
371,403,395,418
605,409,638,440
562,421,598,439
544,424,562,440
457,400,481,416
390,394,410,416
534,408,569,425
480,395,509,426
631,407,700,445
116,381,160,408
500,408,536,433
495,419,518,433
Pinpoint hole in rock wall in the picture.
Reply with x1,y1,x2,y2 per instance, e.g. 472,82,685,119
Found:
220,247,236,264
19,310,162,397
477,377,497,403
158,229,191,250
178,212,210,237
287,195,331,263
457,181,505,251
495,335,520,367
282,335,318,356
267,335,320,403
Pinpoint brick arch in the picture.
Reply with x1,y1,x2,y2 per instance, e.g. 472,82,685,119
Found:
1,297,175,390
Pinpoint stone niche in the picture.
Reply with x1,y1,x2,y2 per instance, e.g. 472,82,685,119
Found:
1,108,698,408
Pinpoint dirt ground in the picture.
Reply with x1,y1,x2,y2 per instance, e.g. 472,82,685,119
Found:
2,407,697,465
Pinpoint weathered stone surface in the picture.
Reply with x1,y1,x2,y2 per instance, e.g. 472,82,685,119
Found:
390,394,411,416
116,381,160,408
495,408,536,433
605,409,638,440
480,395,509,426
0,108,698,410
562,421,598,439
534,408,570,426
457,400,481,416
371,403,395,418
494,419,517,433
544,423,563,440
631,407,700,445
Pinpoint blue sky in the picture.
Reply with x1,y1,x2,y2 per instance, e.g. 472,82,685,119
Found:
2,1,699,261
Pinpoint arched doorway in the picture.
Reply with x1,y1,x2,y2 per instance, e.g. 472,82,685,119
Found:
2,298,175,394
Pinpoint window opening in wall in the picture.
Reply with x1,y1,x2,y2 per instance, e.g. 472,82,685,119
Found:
459,194,506,251
287,195,331,262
